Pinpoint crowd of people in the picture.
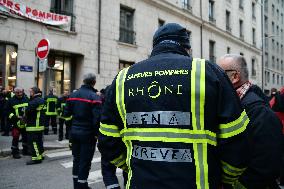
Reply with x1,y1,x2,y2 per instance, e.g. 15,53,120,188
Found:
1,23,284,189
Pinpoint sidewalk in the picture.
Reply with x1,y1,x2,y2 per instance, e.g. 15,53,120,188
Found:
0,133,69,157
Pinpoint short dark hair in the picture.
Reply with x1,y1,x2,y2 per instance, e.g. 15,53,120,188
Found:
83,73,96,86
31,87,41,94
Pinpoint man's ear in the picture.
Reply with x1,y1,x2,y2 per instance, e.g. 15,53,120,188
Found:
231,72,241,86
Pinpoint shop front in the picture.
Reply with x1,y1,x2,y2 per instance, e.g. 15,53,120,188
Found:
37,50,81,97
0,42,17,90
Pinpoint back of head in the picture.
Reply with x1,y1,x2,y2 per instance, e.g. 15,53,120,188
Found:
31,87,41,95
83,73,96,86
153,23,190,50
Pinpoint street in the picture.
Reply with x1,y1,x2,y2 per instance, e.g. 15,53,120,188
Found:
0,140,124,189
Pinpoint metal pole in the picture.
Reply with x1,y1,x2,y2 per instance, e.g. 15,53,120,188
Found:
261,0,265,91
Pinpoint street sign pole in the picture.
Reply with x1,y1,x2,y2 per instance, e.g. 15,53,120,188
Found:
36,39,50,90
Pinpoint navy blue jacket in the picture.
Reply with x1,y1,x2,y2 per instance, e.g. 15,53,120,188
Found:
64,85,102,135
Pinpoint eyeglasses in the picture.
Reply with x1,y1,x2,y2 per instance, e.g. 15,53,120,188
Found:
224,69,238,73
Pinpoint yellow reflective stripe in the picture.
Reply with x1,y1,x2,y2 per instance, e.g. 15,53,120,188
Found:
116,67,129,127
46,98,57,102
26,126,44,131
120,128,217,146
122,140,132,188
221,160,246,174
65,116,72,121
218,110,249,138
111,153,126,167
17,120,26,128
233,181,247,189
32,142,42,160
222,175,237,184
9,113,14,119
13,103,28,109
191,58,209,189
100,123,121,137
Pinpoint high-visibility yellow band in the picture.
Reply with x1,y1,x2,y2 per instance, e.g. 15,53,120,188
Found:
26,126,45,132
111,153,127,168
46,98,57,102
13,103,28,110
221,160,246,175
233,180,247,189
9,113,15,119
32,142,42,160
121,128,216,146
100,123,121,137
218,110,249,138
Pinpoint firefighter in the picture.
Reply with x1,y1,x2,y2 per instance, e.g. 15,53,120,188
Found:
57,91,72,141
6,87,29,159
25,87,45,165
44,89,58,135
64,73,102,189
98,23,250,189
218,54,283,189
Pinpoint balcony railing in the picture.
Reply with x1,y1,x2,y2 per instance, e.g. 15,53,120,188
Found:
209,16,216,24
119,27,136,45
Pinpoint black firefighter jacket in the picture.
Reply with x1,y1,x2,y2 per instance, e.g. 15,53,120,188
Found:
64,85,102,136
238,85,282,189
98,43,250,189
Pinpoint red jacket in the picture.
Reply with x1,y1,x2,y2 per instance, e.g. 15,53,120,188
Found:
270,87,284,134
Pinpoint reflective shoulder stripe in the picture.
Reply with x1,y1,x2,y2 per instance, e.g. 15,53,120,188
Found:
218,110,249,138
191,58,209,189
221,160,246,186
120,128,217,146
13,103,28,109
116,67,129,127
64,116,72,121
100,123,121,137
26,126,45,132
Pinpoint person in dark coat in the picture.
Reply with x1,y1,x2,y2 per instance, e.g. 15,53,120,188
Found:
218,54,283,189
0,88,8,135
25,87,45,165
64,73,102,189
44,89,58,135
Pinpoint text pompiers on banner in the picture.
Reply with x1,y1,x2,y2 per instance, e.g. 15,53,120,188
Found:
0,0,71,27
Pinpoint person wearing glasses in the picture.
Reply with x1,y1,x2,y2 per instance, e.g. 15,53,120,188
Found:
218,54,282,189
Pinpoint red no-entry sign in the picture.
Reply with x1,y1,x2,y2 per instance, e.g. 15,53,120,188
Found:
36,39,50,60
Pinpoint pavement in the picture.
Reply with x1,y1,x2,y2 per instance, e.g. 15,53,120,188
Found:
0,132,69,157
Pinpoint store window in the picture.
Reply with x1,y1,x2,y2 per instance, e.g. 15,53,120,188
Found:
0,44,17,90
38,52,76,96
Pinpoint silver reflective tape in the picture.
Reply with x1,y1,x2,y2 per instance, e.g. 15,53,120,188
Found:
73,175,78,178
106,184,120,189
132,145,192,163
127,111,191,126
78,179,87,183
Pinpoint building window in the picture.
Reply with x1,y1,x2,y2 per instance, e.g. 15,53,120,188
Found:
277,26,279,36
265,34,269,50
252,28,256,46
272,22,275,34
252,2,256,20
282,13,284,24
281,60,284,71
272,39,275,50
251,58,256,77
182,0,192,11
277,42,279,53
267,71,270,83
264,0,268,12
0,44,17,89
240,52,244,56
265,52,268,67
158,19,165,28
226,10,231,32
277,75,279,84
227,47,231,54
239,20,244,40
277,58,280,70
209,40,216,63
239,0,244,10
272,4,275,16
272,56,275,68
209,0,215,23
273,73,275,84
264,16,268,30
50,0,75,31
120,5,135,44
119,60,134,70
277,9,279,20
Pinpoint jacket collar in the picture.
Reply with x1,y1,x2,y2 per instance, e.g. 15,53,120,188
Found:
150,43,190,57
81,84,96,92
